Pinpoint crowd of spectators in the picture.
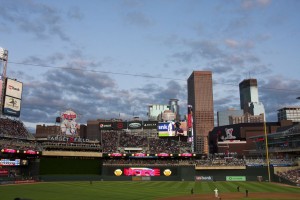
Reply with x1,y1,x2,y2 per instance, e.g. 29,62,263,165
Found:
101,131,119,153
0,118,32,139
194,158,298,167
41,142,101,152
101,130,192,154
277,169,300,184
195,158,246,166
0,137,42,151
245,158,296,166
119,132,148,148
103,158,194,166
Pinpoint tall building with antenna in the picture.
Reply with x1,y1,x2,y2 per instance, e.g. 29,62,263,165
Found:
187,71,214,154
169,98,180,121
239,78,265,120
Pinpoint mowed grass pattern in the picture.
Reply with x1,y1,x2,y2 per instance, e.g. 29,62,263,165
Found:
1,181,299,200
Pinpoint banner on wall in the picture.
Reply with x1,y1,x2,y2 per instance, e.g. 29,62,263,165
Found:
226,176,246,181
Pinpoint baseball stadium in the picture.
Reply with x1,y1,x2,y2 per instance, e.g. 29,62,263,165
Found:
1,111,300,199
0,68,299,199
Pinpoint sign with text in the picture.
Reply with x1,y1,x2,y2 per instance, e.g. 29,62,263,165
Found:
3,96,21,117
195,176,213,181
143,121,158,129
113,122,127,130
127,121,143,129
5,78,23,99
226,176,246,181
99,122,114,130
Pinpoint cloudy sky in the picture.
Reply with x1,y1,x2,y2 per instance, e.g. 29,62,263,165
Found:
1,0,300,132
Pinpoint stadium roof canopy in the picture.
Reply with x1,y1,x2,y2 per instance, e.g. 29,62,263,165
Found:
248,123,300,140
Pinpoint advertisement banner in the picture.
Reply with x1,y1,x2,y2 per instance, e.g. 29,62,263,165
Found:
131,153,147,157
132,176,142,181
113,121,127,130
99,122,114,130
3,96,21,117
5,78,23,99
187,105,193,128
0,159,20,166
60,110,79,135
157,153,170,157
23,150,39,155
127,121,143,129
0,169,9,176
108,153,124,157
195,176,213,181
1,148,17,153
226,176,246,181
179,153,195,157
143,121,158,129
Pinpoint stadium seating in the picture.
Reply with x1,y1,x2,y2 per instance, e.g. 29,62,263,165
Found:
276,169,300,184
0,118,32,139
101,130,192,154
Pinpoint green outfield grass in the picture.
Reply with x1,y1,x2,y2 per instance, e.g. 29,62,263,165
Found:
0,181,299,200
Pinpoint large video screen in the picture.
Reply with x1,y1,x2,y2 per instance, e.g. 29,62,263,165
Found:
108,167,177,177
158,122,187,137
124,167,160,176
216,127,245,144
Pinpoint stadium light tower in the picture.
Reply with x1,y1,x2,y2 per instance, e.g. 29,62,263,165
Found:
0,47,8,78
0,47,8,116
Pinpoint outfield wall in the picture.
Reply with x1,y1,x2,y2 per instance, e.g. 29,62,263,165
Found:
37,158,275,182
195,166,274,181
100,165,274,182
101,165,195,181
39,157,102,181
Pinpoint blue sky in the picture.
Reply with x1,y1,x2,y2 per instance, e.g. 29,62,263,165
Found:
1,0,300,132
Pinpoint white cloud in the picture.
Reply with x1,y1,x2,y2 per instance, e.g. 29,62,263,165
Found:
241,0,272,10
257,0,272,7
225,39,239,48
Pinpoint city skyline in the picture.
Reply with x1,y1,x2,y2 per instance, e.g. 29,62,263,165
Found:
1,0,300,131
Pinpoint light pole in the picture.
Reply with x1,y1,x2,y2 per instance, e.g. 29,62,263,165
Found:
0,47,8,116
0,47,8,78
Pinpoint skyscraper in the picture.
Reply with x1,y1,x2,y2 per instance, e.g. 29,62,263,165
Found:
187,71,214,154
239,79,265,117
169,98,180,121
